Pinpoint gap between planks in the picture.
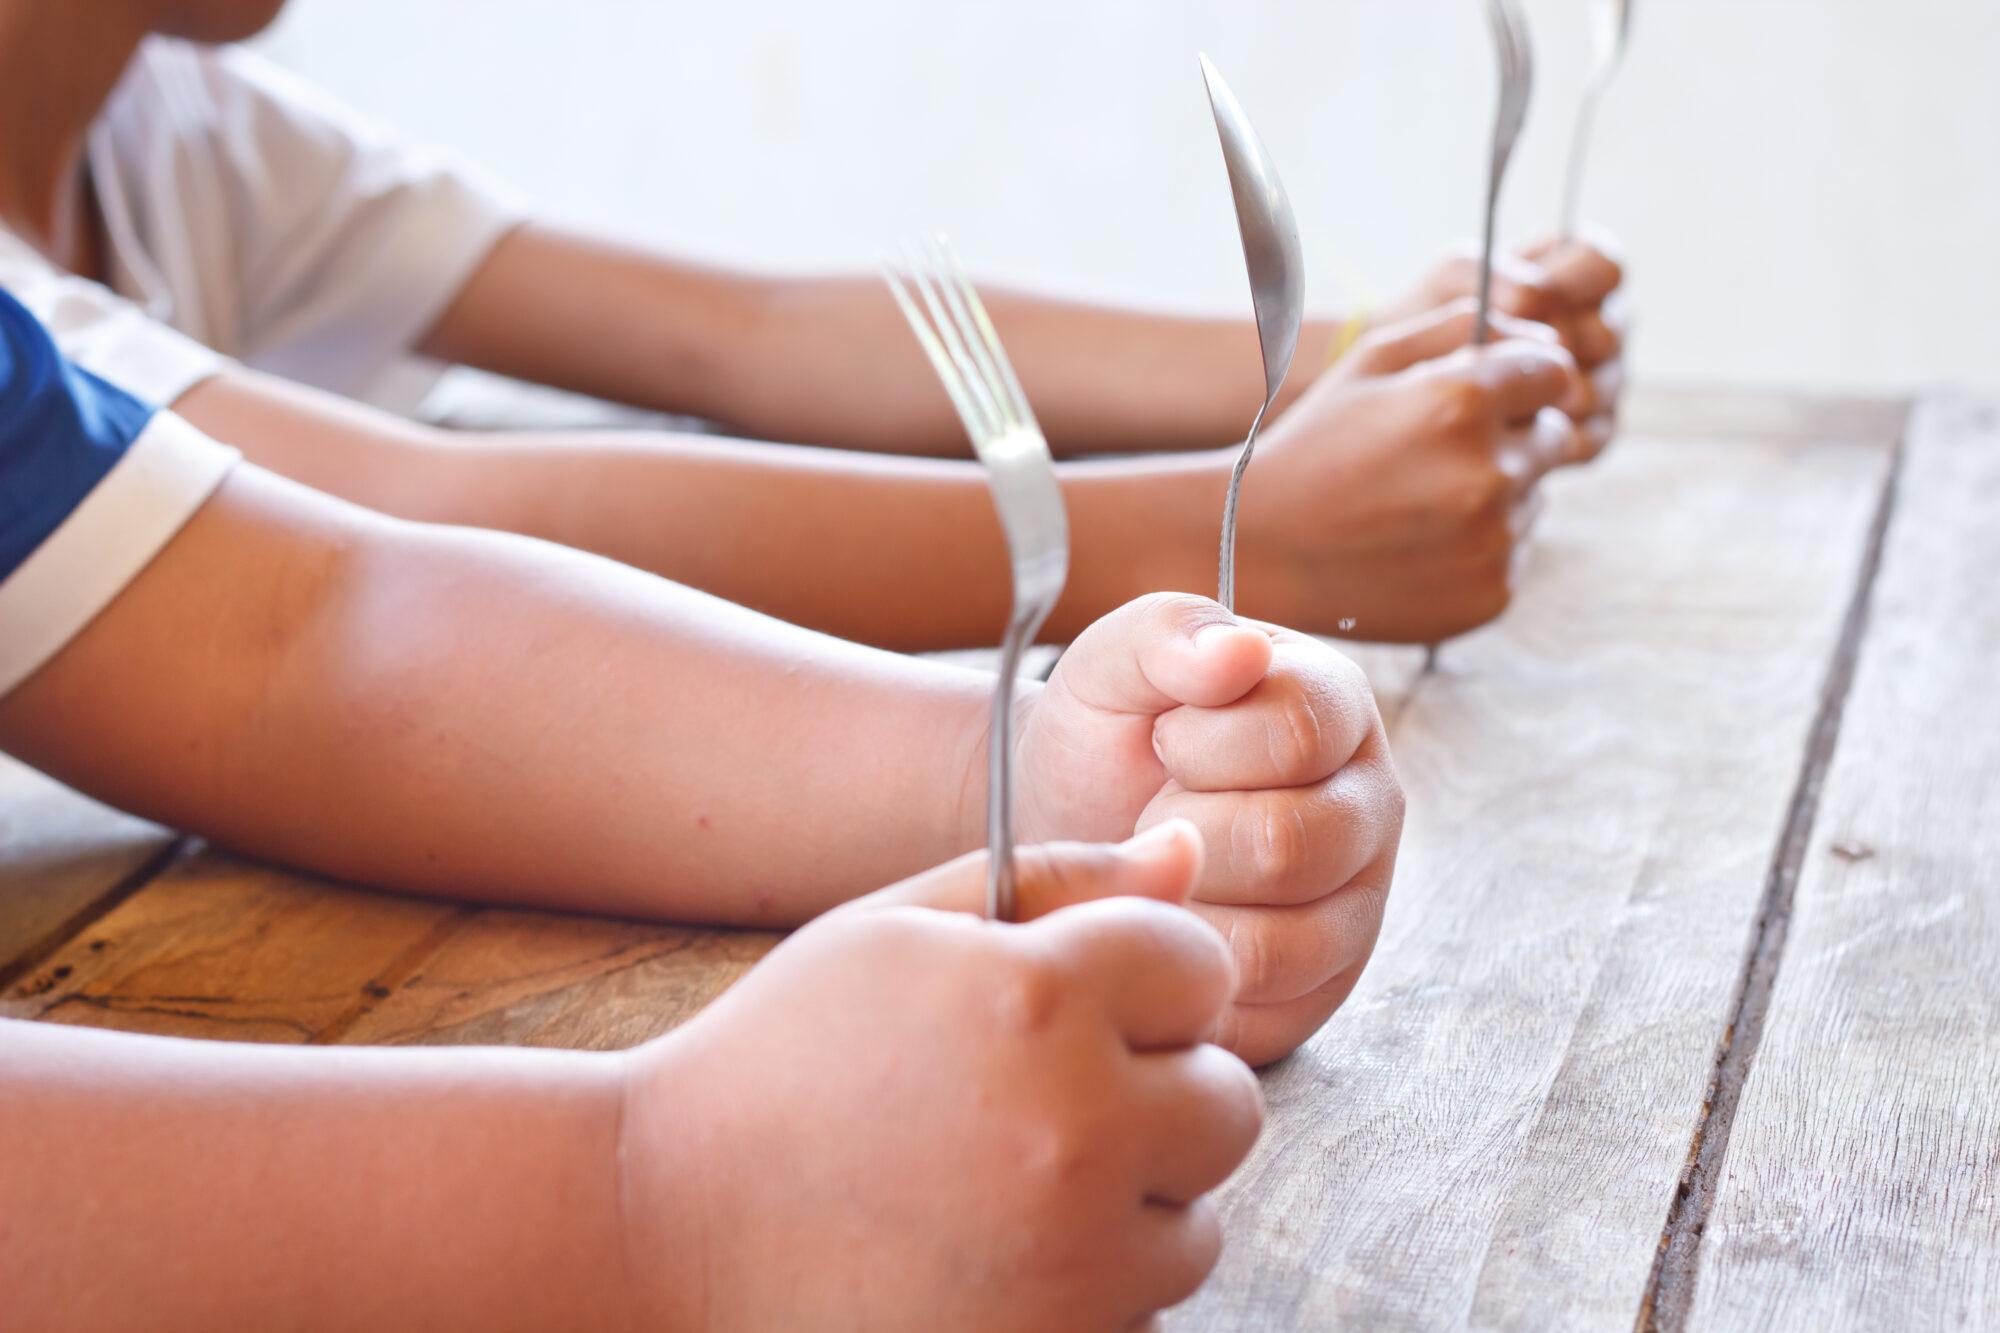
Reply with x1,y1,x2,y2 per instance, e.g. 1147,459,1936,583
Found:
0,834,191,994
1636,406,1912,1333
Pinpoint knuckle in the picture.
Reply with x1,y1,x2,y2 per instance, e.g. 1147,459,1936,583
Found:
1015,1109,1106,1203
1177,903,1241,1008
1264,681,1329,779
1166,1200,1226,1302
1430,377,1490,435
1382,772,1409,836
1221,909,1271,997
1449,466,1511,525
988,953,1068,1039
1208,1001,1243,1058
1594,250,1627,292
1503,279,1559,322
1135,589,1220,628
1238,800,1312,892
1204,1042,1267,1140
1467,575,1515,626
1474,509,1518,564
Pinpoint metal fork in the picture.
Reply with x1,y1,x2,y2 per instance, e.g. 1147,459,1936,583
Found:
1559,0,1633,241
882,235,1070,924
1474,0,1535,346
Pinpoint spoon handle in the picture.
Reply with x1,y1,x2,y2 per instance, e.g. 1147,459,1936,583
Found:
1217,396,1275,612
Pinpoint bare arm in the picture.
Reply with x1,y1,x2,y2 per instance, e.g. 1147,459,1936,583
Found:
173,368,1226,651
416,223,1340,458
0,460,1000,924
0,1020,644,1332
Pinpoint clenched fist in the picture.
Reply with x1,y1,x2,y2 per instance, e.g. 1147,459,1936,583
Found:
1006,592,1405,1066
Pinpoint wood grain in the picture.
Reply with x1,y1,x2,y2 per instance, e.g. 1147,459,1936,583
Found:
1174,424,1897,1330
0,755,178,984
1684,394,2000,1330
0,392,1931,1328
0,849,463,1042
337,909,776,1049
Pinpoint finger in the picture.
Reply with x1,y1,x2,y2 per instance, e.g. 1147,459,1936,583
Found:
1554,309,1621,370
1342,299,1559,379
1484,250,1578,325
1142,751,1402,908
1120,1198,1225,1318
1189,871,1389,1006
1151,639,1376,792
1214,961,1370,1068
1033,893,1236,1050
1496,406,1579,491
1416,246,1573,320
1444,339,1579,425
848,820,1202,921
1132,1043,1264,1205
1515,231,1626,308
1052,592,1272,716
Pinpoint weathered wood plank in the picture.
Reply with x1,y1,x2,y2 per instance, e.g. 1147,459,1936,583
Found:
1684,394,2000,1331
1174,422,1897,1329
1625,387,1909,445
0,755,178,984
336,909,776,1049
0,850,462,1043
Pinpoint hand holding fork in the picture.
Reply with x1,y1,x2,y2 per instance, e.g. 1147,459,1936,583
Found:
883,236,1068,923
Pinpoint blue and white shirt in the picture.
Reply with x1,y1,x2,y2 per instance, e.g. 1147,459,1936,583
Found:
0,288,236,697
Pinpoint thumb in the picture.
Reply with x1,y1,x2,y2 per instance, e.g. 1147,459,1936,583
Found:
844,819,1205,922
1051,592,1273,717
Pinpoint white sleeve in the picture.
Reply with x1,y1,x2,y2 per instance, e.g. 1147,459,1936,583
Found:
0,413,237,699
90,39,527,403
0,231,228,408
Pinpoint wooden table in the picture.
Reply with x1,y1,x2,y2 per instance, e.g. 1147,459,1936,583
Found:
5,389,1996,1330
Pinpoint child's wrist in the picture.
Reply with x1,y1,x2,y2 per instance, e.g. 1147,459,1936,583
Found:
951,676,1043,858
608,1041,714,1330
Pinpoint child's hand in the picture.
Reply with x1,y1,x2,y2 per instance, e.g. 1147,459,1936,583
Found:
617,823,1261,1331
1379,230,1627,457
1012,593,1405,1067
1220,300,1579,643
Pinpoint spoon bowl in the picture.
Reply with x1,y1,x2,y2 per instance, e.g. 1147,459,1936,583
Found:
1200,52,1305,612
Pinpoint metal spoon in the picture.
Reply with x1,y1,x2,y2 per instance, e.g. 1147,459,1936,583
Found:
1473,0,1534,346
1559,0,1633,240
1200,53,1304,613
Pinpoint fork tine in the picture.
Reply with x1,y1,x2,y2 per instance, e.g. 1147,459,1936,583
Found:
929,235,1020,432
904,239,1003,439
936,235,1038,434
881,261,991,443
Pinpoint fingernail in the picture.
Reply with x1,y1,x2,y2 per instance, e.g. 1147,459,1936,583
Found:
1122,819,1196,858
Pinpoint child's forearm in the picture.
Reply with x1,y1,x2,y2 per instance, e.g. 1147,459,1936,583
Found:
174,368,1230,653
419,223,1341,459
0,1019,650,1332
0,465,1002,924
419,430,1230,651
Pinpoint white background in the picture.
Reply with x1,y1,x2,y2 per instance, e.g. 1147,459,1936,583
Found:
260,0,2000,395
